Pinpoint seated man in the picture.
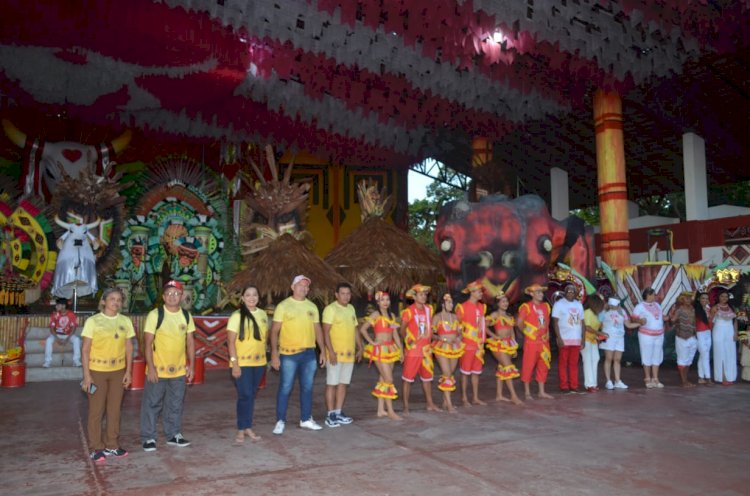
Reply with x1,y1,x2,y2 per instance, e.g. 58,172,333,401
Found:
44,298,80,367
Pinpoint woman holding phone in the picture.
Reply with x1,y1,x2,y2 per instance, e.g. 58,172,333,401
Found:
81,288,135,463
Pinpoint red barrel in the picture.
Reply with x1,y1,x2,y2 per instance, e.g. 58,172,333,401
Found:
187,356,205,385
129,359,146,390
1,362,26,388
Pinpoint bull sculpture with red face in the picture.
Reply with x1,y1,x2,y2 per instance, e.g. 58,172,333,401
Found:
435,194,595,302
1,119,131,200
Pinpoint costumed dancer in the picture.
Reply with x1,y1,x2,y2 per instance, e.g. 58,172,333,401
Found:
81,288,135,463
518,283,553,400
400,284,441,414
632,288,666,389
456,280,487,406
710,290,738,385
599,297,639,390
580,294,604,392
227,285,268,443
693,292,713,384
485,292,523,405
431,293,465,412
360,291,403,420
668,292,698,388
551,283,585,394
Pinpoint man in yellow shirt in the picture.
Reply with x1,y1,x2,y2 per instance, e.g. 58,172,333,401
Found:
322,282,362,428
140,280,196,451
270,275,326,435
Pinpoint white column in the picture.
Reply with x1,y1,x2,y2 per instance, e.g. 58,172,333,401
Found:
683,132,709,221
550,167,569,220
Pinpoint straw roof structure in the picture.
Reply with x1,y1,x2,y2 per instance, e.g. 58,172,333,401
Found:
324,216,442,297
228,233,348,304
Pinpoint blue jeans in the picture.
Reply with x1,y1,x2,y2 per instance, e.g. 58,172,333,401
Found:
235,365,265,429
276,348,317,422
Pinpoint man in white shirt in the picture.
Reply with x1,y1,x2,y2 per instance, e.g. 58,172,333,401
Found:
551,284,585,394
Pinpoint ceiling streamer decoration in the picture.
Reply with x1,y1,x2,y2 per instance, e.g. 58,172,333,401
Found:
1,0,746,167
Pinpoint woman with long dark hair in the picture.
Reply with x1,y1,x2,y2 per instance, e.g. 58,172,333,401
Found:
486,292,523,404
360,291,403,420
693,291,712,384
431,293,464,412
710,290,738,385
227,285,268,442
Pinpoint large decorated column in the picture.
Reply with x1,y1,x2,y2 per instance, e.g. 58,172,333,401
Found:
471,137,492,199
594,90,630,268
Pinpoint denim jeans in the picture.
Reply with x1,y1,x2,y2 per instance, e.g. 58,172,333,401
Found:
235,365,265,429
276,348,317,422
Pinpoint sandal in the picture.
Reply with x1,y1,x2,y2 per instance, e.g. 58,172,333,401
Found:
244,429,261,441
234,431,245,443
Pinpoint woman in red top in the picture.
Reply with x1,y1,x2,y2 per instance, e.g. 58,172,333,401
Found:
486,292,523,405
431,293,464,412
360,291,403,420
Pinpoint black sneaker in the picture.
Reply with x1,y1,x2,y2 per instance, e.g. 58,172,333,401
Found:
104,447,128,458
167,433,191,447
90,450,106,463
142,439,157,452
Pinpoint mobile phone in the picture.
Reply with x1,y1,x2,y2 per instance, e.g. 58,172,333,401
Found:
80,381,97,394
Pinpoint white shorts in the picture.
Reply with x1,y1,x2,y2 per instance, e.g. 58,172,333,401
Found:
675,336,698,366
599,335,624,352
326,361,354,385
638,333,664,366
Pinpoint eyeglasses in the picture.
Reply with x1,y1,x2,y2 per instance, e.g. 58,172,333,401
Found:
164,291,182,297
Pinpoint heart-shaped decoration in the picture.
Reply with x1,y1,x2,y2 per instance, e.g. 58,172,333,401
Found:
61,149,83,163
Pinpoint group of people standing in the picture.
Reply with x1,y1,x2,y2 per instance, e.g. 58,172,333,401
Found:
78,274,746,463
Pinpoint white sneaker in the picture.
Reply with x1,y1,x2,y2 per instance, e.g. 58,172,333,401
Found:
272,420,285,435
614,380,628,389
605,380,614,390
42,362,51,368
73,361,82,367
299,419,322,431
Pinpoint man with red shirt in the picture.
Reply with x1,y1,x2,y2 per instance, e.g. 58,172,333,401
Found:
456,280,487,406
44,298,80,367
518,284,553,400
400,284,440,414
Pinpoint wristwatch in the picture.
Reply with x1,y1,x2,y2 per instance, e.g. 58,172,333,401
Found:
230,356,237,363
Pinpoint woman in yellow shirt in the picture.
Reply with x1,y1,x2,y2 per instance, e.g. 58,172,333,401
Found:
81,288,135,463
227,285,268,443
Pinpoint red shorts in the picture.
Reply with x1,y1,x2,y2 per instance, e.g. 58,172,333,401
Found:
401,351,434,382
459,347,484,375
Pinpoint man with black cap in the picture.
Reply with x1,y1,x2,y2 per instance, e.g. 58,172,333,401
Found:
44,298,80,367
269,275,326,435
551,283,585,394
140,280,195,451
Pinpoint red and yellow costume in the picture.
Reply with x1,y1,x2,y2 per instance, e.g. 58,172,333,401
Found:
456,300,486,375
401,303,433,382
432,317,465,392
486,314,520,380
362,314,400,400
518,301,551,383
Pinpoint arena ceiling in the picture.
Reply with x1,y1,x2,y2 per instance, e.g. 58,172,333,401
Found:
0,0,748,207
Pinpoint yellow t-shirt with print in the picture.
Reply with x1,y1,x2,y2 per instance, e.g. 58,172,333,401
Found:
583,308,602,344
227,308,268,366
81,313,135,372
322,302,358,363
144,307,195,378
273,297,319,355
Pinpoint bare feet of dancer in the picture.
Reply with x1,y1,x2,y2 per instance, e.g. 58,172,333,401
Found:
426,403,443,412
472,398,487,406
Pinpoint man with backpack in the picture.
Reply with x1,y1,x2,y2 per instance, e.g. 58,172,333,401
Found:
140,280,196,451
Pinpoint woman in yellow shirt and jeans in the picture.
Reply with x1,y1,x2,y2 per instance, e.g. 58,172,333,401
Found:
81,288,135,463
227,285,268,443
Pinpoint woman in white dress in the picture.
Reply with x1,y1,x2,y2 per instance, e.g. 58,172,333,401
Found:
709,290,738,385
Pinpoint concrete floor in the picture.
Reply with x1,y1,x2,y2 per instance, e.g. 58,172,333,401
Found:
1,361,748,496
